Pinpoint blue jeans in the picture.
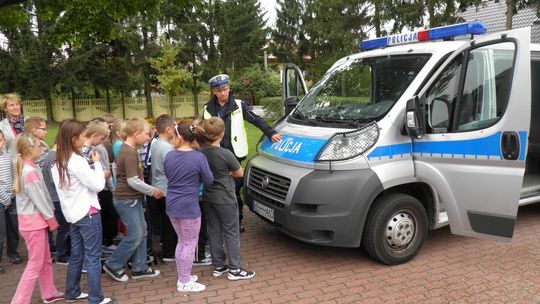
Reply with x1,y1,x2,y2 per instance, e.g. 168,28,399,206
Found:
106,198,147,272
53,201,70,260
66,212,103,304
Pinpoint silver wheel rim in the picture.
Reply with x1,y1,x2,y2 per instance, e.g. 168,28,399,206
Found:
385,210,416,250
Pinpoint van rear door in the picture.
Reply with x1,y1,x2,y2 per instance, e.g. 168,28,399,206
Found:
413,27,530,241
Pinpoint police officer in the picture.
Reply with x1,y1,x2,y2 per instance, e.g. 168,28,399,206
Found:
204,74,282,232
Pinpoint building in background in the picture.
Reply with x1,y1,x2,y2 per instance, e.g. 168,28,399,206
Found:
458,0,540,43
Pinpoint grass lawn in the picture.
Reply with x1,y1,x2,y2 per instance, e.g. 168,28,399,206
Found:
44,120,268,168
45,122,59,148
245,122,266,165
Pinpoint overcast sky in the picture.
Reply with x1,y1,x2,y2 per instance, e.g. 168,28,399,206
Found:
259,0,278,27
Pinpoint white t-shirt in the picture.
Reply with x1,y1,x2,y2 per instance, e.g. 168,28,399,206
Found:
52,152,105,223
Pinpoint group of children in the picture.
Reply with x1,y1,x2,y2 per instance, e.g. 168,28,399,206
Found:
2,110,255,303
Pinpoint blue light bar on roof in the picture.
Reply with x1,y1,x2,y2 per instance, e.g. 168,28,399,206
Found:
360,21,487,51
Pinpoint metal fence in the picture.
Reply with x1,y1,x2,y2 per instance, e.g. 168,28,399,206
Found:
23,93,210,122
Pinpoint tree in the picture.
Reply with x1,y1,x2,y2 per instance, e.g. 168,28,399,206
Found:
149,38,191,117
271,0,304,64
0,0,164,120
162,0,208,114
37,0,162,47
0,1,60,121
217,0,268,73
302,0,370,80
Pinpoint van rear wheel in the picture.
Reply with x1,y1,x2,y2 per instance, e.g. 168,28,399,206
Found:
362,193,428,265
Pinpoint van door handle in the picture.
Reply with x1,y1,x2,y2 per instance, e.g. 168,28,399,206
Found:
501,131,520,160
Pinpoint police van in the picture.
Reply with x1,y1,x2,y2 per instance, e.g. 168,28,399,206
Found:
245,22,540,265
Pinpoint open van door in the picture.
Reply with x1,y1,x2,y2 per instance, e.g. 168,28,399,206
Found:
282,63,308,116
410,27,530,241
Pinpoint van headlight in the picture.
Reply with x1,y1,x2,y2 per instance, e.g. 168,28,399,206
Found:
316,123,379,161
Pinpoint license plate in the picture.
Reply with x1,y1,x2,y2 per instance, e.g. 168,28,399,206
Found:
253,201,274,222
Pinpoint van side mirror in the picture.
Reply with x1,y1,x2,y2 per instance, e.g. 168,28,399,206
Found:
284,96,299,116
406,96,425,139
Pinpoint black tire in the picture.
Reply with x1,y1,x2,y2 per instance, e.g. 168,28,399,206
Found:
362,193,428,265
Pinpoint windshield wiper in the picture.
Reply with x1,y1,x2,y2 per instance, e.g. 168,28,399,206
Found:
292,109,319,126
315,116,360,128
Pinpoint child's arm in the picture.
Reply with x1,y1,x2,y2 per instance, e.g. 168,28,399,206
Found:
0,155,12,207
24,169,58,230
124,148,163,198
200,157,214,187
0,183,11,208
72,152,106,193
230,167,244,178
126,176,162,198
224,149,243,178
96,145,112,180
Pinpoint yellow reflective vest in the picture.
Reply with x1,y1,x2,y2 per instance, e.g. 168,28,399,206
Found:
203,99,249,158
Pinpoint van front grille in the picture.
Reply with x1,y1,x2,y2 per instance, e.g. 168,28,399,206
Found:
248,167,291,205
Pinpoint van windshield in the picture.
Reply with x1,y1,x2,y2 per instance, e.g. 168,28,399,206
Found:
291,54,431,127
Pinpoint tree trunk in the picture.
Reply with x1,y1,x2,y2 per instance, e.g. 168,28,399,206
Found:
374,1,382,37
44,91,54,123
427,0,435,28
192,53,200,116
71,89,77,120
208,0,219,72
506,0,514,30
142,24,154,118
169,94,174,116
106,86,111,113
34,2,54,122
194,91,199,116
121,87,126,119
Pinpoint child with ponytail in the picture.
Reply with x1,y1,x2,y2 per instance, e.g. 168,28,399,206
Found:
11,133,64,304
165,121,214,292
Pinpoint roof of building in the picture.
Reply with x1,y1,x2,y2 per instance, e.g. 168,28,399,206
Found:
457,0,540,43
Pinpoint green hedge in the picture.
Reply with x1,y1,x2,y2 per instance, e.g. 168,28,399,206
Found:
260,96,283,120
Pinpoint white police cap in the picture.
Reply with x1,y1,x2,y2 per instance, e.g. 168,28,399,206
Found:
209,74,229,89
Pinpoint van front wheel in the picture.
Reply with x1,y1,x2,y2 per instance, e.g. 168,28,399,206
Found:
362,193,428,265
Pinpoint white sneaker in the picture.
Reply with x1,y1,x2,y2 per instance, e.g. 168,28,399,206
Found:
176,275,198,289
177,281,206,292
98,298,117,304
102,244,117,252
65,292,88,303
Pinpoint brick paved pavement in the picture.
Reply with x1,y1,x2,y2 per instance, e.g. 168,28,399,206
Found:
3,203,540,304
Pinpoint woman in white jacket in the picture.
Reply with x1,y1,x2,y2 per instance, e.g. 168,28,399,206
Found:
52,119,117,304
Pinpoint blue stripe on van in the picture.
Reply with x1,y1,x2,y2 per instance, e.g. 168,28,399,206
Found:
412,132,503,159
519,131,527,161
367,143,412,160
367,131,527,161
260,135,328,163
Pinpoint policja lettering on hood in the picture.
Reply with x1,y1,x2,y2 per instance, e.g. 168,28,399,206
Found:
270,138,303,154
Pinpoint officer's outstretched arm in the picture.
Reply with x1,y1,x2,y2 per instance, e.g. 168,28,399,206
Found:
241,101,277,139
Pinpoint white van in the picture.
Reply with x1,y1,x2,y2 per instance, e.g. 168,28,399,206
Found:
245,22,540,265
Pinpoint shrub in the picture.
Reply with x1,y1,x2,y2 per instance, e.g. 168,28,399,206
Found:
261,96,283,120
230,65,281,105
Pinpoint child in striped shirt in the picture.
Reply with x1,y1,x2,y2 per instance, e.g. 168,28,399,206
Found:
0,130,13,274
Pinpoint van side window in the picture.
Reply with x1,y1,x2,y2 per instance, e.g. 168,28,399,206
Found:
426,55,463,133
426,42,516,133
457,42,515,131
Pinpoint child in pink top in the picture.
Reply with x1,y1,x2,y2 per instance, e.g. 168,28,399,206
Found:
11,133,64,304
